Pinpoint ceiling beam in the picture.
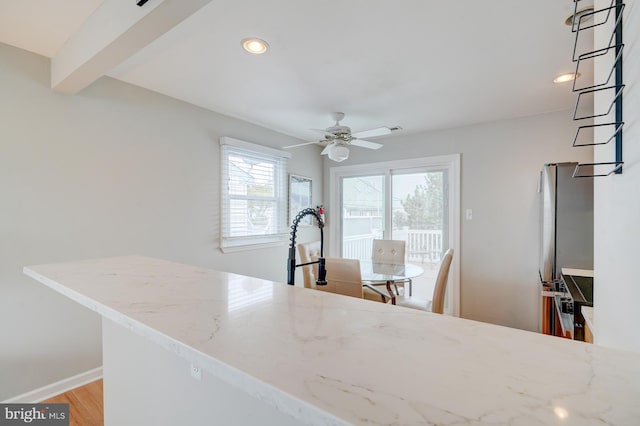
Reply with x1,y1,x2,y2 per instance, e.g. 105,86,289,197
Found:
51,0,213,94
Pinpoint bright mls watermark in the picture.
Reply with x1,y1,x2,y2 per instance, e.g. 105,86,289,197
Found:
0,404,68,425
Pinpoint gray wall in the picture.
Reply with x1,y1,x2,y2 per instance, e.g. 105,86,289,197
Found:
0,43,321,400
323,112,593,332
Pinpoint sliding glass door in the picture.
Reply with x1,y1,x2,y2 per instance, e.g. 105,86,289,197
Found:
331,155,460,314
340,175,385,260
390,169,449,299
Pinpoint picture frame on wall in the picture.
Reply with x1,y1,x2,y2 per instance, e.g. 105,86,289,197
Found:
289,174,313,226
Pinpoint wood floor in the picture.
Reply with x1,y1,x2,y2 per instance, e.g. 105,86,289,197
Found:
41,379,104,426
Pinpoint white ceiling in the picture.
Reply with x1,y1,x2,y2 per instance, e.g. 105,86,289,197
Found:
0,0,593,143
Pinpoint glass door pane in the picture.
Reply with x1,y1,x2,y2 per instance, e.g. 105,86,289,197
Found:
391,169,448,299
340,175,385,260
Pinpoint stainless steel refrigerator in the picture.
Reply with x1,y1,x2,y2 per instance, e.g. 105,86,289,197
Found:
539,163,593,336
539,163,594,282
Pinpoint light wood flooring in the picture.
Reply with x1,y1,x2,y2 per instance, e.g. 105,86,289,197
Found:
41,379,103,426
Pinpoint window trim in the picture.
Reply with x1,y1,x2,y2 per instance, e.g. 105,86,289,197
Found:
219,137,291,253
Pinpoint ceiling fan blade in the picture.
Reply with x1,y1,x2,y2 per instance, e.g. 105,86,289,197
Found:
320,142,335,155
351,127,392,139
351,139,383,150
311,128,337,138
282,141,320,149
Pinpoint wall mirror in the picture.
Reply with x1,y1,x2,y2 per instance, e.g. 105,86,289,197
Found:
289,175,312,226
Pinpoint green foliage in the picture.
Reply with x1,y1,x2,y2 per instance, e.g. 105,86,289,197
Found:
399,172,444,229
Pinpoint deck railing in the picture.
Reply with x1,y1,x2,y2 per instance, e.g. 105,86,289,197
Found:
342,232,383,260
342,229,443,263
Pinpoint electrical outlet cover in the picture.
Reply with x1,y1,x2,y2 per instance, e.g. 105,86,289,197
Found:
190,364,202,381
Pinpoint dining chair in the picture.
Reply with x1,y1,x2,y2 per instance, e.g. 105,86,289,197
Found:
314,257,363,298
392,248,454,314
297,241,322,288
371,239,411,296
299,250,392,303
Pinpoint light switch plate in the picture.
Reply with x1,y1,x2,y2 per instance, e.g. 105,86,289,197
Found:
466,209,473,220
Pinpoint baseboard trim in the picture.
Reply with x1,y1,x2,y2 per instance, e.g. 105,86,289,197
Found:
2,367,103,403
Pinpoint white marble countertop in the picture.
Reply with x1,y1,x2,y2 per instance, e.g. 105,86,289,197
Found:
561,268,594,278
24,256,640,425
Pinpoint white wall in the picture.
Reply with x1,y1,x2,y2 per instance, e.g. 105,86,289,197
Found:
0,43,322,400
103,320,301,426
593,0,640,352
323,112,593,332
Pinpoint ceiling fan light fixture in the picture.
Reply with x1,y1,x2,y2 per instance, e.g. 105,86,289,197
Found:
241,38,269,55
328,144,349,162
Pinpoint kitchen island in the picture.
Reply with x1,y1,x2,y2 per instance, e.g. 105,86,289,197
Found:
24,256,640,425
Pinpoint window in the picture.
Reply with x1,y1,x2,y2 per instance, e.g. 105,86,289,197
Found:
220,137,291,251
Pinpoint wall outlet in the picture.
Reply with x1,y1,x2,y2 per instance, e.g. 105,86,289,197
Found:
190,364,202,381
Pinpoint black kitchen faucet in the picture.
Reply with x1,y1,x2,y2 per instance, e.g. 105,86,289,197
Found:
286,206,327,287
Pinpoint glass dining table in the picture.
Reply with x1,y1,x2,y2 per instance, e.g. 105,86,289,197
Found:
359,261,425,305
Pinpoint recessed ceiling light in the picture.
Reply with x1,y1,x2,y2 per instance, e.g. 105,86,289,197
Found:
565,7,595,27
553,72,581,83
241,38,269,55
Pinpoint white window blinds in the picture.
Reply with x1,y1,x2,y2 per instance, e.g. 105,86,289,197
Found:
220,137,290,250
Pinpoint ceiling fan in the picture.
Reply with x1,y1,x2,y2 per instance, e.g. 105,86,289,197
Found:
283,112,401,162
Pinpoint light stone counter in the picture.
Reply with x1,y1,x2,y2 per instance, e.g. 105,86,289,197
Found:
24,256,640,425
561,268,595,278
